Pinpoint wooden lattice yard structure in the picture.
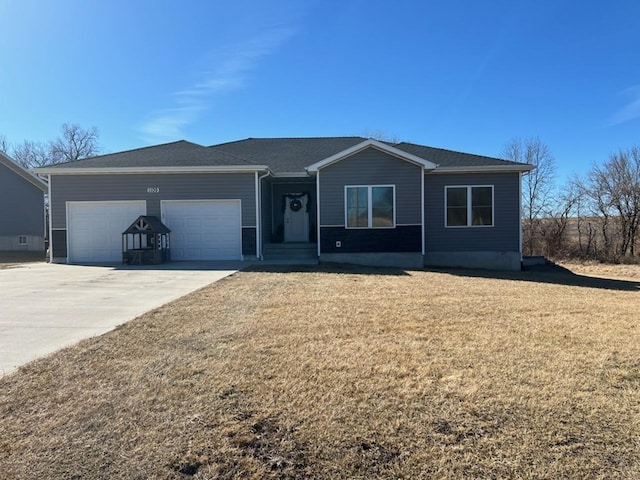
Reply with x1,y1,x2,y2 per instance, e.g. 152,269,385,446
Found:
122,215,170,265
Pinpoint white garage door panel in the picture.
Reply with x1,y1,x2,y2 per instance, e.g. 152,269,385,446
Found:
162,200,242,261
68,201,146,263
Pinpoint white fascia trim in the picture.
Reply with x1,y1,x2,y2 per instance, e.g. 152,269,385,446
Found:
306,139,438,172
34,165,269,175
430,165,534,174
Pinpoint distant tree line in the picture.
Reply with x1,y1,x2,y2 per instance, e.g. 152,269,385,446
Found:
503,138,640,263
0,123,101,169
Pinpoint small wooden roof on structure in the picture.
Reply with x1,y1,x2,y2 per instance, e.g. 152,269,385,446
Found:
123,215,171,234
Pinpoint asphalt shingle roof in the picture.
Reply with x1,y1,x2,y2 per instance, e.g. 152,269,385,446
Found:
46,137,528,172
52,140,252,168
392,142,527,168
210,137,367,173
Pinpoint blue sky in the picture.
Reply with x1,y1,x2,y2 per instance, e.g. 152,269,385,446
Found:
1,0,639,183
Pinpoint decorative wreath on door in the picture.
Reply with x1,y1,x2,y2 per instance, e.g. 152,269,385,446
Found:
289,198,303,212
282,193,311,213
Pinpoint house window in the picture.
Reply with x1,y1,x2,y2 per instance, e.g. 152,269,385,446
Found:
18,235,28,245
346,185,395,228
445,186,493,227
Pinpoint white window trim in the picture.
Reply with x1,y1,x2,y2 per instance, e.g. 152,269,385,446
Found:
444,185,494,228
344,185,396,229
18,235,28,245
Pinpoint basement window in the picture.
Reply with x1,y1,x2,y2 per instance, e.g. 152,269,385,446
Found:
18,235,28,245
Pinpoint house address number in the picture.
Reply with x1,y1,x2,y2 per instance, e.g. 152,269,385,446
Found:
146,187,160,194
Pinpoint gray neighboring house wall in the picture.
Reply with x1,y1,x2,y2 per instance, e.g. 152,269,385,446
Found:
37,137,533,270
0,152,47,251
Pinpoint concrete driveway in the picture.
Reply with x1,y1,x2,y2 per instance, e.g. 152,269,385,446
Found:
0,261,247,376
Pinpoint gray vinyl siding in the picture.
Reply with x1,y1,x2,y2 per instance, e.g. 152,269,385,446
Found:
50,173,257,229
0,162,44,236
424,172,520,252
319,148,423,226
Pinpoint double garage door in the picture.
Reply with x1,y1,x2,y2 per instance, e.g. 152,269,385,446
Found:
67,200,242,263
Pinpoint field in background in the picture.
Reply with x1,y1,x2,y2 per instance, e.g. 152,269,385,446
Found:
1,263,639,478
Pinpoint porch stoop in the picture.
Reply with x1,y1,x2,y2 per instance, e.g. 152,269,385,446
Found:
262,243,318,263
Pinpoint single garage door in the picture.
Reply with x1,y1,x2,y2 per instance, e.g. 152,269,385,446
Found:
162,199,242,260
67,201,146,263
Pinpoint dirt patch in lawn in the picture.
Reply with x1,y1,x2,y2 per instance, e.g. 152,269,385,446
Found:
1,264,639,479
0,250,45,269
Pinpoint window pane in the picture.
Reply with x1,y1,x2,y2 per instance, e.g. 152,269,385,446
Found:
447,207,467,226
346,187,368,227
446,187,467,226
472,206,492,225
447,187,466,207
472,187,492,207
372,186,393,207
372,186,393,227
471,187,492,226
372,207,393,227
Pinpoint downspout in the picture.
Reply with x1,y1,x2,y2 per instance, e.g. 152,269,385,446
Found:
256,170,271,260
519,171,523,267
421,168,425,257
316,170,321,257
47,174,53,263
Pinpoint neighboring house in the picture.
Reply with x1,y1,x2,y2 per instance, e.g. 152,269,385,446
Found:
36,137,533,269
0,151,47,251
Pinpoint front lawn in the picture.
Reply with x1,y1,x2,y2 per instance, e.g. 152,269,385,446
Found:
1,264,639,479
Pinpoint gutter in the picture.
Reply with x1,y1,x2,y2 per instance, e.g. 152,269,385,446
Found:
34,165,269,175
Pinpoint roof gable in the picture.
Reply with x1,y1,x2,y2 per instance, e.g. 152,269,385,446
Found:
306,139,438,172
0,151,48,192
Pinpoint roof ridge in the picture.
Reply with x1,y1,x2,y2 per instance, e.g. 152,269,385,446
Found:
210,136,366,147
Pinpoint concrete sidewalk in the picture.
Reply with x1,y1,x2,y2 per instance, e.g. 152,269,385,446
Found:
0,261,248,376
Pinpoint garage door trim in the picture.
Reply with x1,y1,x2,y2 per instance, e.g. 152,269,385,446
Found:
160,199,243,261
66,200,147,263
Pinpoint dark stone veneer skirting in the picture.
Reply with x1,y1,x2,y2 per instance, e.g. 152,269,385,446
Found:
320,225,422,253
242,227,257,256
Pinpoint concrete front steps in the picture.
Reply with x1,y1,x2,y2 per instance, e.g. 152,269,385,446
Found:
262,243,318,264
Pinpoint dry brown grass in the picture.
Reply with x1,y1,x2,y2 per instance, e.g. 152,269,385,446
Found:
1,263,639,479
0,250,45,269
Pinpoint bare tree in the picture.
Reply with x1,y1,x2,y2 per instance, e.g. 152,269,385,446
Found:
540,179,582,257
502,137,556,255
12,140,52,169
586,147,640,259
1,123,101,169
0,134,9,154
49,123,100,163
361,129,401,144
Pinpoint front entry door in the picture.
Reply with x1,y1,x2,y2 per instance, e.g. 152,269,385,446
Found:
284,193,309,242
